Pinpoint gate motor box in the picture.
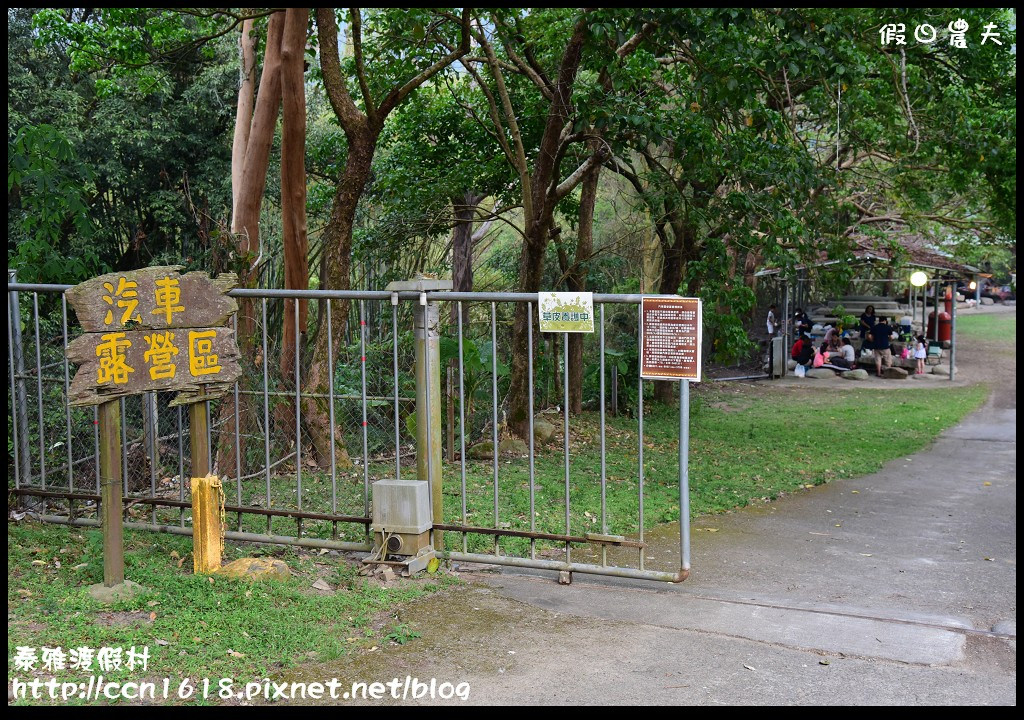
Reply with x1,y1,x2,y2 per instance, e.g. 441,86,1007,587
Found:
370,479,432,564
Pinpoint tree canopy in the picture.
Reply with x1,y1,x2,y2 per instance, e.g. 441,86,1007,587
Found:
8,7,1016,437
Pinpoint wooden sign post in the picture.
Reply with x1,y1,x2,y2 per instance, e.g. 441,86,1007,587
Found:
98,399,124,586
65,266,240,584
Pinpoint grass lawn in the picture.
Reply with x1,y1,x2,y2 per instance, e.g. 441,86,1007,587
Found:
954,310,1016,342
7,522,451,705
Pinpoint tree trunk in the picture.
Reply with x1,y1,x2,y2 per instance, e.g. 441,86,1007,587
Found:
451,192,482,298
506,215,554,437
274,8,309,439
653,228,687,406
217,12,283,477
303,135,377,470
504,19,589,440
279,7,309,382
449,192,482,458
566,160,599,414
233,11,285,342
231,18,256,231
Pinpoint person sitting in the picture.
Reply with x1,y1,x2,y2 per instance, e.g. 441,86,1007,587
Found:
824,325,841,351
826,337,856,369
793,333,815,369
899,315,913,336
813,342,827,368
793,308,812,335
791,334,806,361
870,316,894,376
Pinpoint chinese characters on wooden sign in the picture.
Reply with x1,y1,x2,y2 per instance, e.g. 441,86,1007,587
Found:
65,266,241,406
640,296,702,382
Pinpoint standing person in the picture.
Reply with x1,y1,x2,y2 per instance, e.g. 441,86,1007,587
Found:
859,305,877,351
914,334,928,375
871,316,894,376
766,304,777,339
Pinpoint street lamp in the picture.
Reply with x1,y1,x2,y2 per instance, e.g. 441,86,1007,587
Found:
909,271,928,331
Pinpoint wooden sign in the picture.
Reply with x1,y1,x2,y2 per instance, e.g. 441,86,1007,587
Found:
538,291,595,333
65,267,241,406
640,296,702,382
66,266,237,332
66,327,241,406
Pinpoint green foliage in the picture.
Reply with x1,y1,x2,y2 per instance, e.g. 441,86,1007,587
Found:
383,623,422,645
8,124,99,283
6,7,1014,390
9,8,237,283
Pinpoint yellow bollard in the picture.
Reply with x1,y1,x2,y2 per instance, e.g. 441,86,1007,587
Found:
191,474,224,574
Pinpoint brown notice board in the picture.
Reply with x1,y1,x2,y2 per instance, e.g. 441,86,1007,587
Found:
640,296,702,382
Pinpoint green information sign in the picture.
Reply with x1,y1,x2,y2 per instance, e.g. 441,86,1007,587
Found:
538,291,595,333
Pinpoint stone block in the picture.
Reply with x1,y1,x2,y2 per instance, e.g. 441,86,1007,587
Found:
467,441,494,460
533,419,557,444
498,437,529,456
805,368,839,379
882,367,909,380
841,369,869,380
216,557,290,582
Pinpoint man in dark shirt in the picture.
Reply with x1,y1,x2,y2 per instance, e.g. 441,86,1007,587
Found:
872,316,893,376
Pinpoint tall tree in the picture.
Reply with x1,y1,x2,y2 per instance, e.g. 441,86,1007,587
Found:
303,9,472,466
457,9,659,437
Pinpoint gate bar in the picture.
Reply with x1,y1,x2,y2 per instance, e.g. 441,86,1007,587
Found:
36,515,372,553
448,551,685,584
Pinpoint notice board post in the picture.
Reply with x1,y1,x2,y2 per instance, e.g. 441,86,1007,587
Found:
640,296,701,578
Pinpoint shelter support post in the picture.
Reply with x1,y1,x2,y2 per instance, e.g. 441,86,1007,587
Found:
949,282,956,382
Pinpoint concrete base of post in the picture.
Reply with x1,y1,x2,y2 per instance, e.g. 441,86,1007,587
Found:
87,580,143,605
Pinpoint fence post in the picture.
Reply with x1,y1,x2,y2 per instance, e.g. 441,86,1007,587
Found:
8,270,32,484
386,275,452,551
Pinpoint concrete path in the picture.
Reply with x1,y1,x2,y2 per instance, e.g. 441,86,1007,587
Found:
301,312,1016,705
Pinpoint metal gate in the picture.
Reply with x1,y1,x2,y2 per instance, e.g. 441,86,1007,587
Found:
8,277,691,583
